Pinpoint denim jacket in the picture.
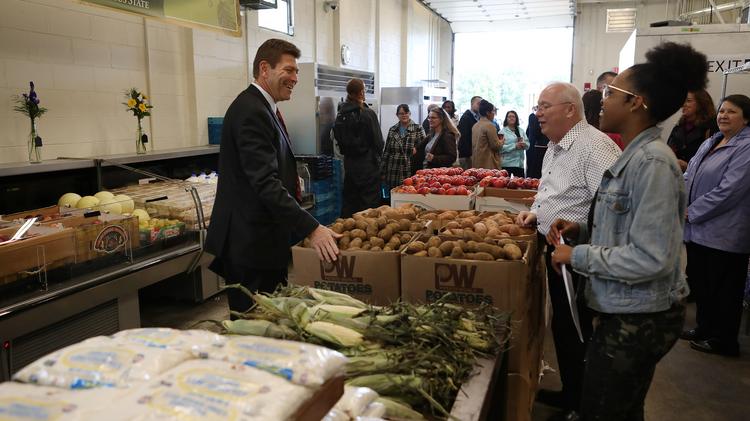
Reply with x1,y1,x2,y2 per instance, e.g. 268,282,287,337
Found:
570,126,689,314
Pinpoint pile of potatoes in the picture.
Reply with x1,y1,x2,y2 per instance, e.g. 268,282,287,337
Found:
417,209,535,241
404,235,525,261
305,205,427,252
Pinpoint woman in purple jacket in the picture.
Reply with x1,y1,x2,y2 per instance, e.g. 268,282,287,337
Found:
682,94,750,357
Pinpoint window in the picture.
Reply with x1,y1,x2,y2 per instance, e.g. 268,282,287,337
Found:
606,8,637,33
258,0,294,35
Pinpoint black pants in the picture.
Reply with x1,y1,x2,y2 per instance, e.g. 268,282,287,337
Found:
581,303,685,421
541,233,594,411
211,257,287,317
686,242,749,347
342,175,380,217
503,166,525,178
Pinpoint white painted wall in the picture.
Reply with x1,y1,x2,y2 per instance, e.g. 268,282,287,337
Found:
0,0,452,164
572,1,680,91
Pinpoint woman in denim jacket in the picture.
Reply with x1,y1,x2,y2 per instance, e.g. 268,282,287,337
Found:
546,42,704,420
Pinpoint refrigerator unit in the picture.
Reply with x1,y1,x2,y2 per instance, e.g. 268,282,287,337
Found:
280,63,377,156
379,87,424,141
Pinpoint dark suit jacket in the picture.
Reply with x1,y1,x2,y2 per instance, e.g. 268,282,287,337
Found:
457,110,477,158
205,85,319,272
426,131,457,168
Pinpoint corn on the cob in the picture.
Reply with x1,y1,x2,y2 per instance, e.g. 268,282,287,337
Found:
312,304,367,318
310,288,368,308
347,374,423,396
375,397,425,420
221,319,298,339
291,302,312,328
305,321,364,347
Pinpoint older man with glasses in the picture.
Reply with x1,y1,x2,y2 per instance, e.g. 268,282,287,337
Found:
517,82,621,421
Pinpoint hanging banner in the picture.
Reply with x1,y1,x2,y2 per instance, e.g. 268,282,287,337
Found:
82,0,241,36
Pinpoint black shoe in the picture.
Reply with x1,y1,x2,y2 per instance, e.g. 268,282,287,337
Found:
680,328,708,341
536,389,566,409
690,339,740,357
548,410,581,421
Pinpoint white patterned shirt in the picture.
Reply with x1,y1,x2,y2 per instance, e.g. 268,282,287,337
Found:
531,120,621,235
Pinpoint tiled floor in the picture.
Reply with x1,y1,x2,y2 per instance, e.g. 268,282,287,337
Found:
140,293,750,421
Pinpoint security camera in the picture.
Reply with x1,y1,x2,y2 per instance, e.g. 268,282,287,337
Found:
324,1,339,12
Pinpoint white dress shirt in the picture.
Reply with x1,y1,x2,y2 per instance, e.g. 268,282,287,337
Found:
252,82,277,114
531,120,621,235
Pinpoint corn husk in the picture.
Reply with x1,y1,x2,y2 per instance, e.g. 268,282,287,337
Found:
309,288,368,308
304,321,364,347
375,397,425,420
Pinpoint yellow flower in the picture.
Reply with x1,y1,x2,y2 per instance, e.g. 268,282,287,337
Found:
127,98,137,108
138,103,147,112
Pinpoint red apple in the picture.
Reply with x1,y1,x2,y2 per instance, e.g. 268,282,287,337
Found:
456,186,468,195
499,169,509,177
417,187,430,195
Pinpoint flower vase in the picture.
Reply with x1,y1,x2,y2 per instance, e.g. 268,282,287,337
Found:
29,119,42,163
136,119,147,154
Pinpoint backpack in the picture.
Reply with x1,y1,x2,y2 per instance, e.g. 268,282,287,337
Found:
333,107,370,157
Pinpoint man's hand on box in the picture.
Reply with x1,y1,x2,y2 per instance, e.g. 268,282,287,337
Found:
310,225,341,262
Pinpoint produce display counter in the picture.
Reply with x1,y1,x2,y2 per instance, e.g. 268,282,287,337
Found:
0,147,223,382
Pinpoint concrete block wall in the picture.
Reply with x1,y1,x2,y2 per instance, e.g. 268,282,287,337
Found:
0,0,453,164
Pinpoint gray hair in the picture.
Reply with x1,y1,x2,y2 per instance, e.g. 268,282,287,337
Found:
546,82,585,120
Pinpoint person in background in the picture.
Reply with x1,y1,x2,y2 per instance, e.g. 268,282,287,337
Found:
582,89,624,150
471,99,504,169
682,94,750,357
422,107,458,168
457,95,482,169
548,42,706,420
501,110,530,177
206,39,339,316
334,78,385,217
422,103,439,135
381,104,425,191
526,112,549,179
442,100,459,127
596,71,617,92
667,89,719,172
516,82,621,421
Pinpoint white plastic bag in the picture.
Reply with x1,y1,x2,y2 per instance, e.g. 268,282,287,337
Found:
333,385,379,418
112,328,225,353
360,401,386,418
107,359,314,420
192,335,346,386
13,336,190,389
321,408,350,421
0,381,129,420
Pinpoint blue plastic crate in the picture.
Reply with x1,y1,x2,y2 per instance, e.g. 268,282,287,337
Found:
208,117,223,145
315,190,335,203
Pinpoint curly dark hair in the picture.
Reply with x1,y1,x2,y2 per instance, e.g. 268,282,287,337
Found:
503,110,521,137
629,42,708,123
582,89,603,129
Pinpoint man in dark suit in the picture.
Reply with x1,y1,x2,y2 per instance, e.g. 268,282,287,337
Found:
457,95,482,169
206,39,340,315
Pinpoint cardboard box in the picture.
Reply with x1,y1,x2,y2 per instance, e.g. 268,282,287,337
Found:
1,206,85,222
506,373,534,421
291,246,401,306
391,188,475,210
474,187,537,213
0,225,77,284
43,214,140,263
400,239,531,311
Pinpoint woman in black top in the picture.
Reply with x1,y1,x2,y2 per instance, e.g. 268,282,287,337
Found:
667,89,718,171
